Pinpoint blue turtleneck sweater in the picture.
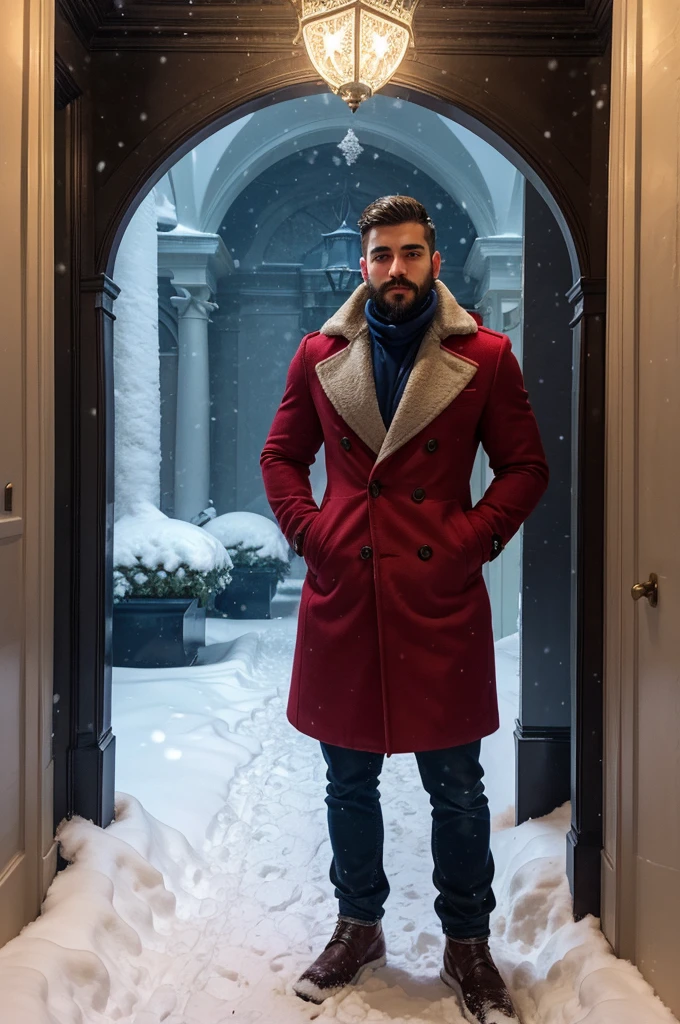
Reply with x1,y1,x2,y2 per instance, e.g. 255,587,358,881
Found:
365,288,438,428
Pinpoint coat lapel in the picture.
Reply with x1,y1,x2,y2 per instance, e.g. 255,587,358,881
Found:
315,325,387,455
316,280,478,462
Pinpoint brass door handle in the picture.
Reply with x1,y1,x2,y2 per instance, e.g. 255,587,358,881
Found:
631,573,658,607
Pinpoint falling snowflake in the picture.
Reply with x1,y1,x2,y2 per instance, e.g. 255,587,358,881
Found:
337,129,364,167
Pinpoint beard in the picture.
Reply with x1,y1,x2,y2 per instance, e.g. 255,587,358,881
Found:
366,271,435,324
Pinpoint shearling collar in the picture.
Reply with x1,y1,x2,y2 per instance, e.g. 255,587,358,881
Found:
315,280,479,465
320,279,478,343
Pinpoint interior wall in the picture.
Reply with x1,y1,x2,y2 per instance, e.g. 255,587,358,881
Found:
604,5,680,1012
0,0,55,945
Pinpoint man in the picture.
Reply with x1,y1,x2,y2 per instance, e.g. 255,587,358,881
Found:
260,195,548,1023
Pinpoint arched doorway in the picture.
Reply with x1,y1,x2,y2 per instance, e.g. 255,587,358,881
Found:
108,90,562,830
53,52,606,919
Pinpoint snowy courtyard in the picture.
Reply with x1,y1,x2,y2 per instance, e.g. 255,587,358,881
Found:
0,602,676,1024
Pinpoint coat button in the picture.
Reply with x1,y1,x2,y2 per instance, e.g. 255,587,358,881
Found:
418,545,433,561
360,545,373,560
340,437,352,451
369,481,382,498
425,438,438,453
411,487,426,503
490,534,504,561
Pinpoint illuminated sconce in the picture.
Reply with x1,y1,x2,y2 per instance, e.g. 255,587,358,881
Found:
290,0,421,112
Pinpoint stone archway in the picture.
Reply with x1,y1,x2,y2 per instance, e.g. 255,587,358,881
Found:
99,77,588,281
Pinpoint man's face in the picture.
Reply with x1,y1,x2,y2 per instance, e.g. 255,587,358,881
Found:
360,221,441,323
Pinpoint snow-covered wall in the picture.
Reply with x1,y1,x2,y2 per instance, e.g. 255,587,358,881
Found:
113,190,161,519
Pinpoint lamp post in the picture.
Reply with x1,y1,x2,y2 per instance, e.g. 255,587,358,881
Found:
291,0,421,112
322,218,363,292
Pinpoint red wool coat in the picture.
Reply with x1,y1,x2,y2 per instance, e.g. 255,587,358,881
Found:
261,281,548,754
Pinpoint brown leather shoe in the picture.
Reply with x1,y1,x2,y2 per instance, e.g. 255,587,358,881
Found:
441,937,519,1023
293,917,386,1004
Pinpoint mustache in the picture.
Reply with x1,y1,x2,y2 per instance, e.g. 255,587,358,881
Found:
380,278,418,297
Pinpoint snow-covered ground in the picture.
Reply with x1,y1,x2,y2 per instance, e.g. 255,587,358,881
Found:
111,611,519,850
0,600,676,1024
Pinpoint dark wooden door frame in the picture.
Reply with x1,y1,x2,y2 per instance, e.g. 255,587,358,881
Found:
54,85,119,831
54,34,607,919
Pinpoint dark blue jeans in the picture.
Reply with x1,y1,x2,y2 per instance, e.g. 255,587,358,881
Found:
320,740,495,939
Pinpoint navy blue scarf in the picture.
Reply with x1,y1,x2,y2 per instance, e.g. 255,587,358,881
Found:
365,288,438,428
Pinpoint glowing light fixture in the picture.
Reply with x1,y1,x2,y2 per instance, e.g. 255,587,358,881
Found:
291,0,421,112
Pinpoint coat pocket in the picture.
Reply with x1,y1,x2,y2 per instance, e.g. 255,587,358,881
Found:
303,495,367,582
302,506,330,574
426,498,483,591
450,501,485,580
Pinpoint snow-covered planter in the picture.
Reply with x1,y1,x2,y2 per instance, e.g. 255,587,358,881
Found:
114,503,232,605
204,511,290,583
112,504,233,667
203,511,290,619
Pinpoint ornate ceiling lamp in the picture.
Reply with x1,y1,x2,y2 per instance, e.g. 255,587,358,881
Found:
291,0,421,112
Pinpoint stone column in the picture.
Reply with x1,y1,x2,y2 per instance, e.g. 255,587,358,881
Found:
464,234,523,641
112,189,161,519
463,235,523,349
209,292,240,515
158,230,232,521
232,267,304,515
170,286,217,521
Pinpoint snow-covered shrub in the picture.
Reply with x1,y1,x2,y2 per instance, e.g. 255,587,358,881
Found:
224,542,291,585
114,502,232,605
204,511,291,585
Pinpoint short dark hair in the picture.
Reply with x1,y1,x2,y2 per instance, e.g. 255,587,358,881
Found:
358,195,436,256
